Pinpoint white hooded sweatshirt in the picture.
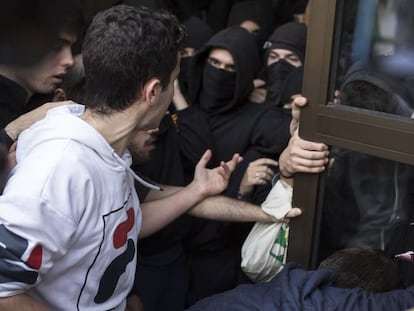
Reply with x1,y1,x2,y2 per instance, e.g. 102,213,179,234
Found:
0,105,157,310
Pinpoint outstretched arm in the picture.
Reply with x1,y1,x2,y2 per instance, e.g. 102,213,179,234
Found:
188,194,301,221
139,150,242,238
0,294,50,311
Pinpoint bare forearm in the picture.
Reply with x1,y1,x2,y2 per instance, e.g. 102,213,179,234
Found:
139,183,206,238
188,195,275,223
145,185,182,201
0,294,50,311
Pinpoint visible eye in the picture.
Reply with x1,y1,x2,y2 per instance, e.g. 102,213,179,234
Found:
179,50,189,57
267,53,280,64
287,55,301,65
224,64,236,72
207,57,220,68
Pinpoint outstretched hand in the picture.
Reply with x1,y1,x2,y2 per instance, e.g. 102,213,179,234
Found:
192,150,243,198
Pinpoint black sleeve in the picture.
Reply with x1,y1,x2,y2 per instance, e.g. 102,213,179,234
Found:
174,106,218,170
250,106,291,157
0,128,13,150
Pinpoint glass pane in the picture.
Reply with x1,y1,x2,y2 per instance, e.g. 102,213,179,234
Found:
318,146,414,286
329,0,414,118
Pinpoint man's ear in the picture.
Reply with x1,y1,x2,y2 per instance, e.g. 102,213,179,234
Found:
53,88,67,102
142,78,161,105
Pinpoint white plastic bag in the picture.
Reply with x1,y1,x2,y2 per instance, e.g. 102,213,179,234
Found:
241,179,293,282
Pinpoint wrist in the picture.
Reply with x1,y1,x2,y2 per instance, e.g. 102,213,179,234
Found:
188,180,209,201
280,171,294,179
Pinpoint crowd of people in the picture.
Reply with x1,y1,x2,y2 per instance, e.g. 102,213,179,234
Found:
0,0,414,310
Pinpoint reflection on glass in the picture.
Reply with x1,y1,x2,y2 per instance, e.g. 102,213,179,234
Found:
331,0,414,117
319,147,414,286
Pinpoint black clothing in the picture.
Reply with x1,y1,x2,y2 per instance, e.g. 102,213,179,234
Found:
227,0,273,47
162,0,234,32
182,16,214,51
265,22,307,63
179,16,214,98
271,0,309,28
133,111,212,311
265,60,297,106
182,26,291,304
280,66,304,106
0,74,28,149
199,63,237,112
187,26,291,197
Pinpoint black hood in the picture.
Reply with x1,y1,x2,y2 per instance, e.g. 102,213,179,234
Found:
189,26,260,114
182,16,214,50
341,58,414,117
227,0,273,46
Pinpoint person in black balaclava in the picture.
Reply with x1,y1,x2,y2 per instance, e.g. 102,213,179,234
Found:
227,0,273,49
175,26,291,306
178,16,214,98
263,22,307,106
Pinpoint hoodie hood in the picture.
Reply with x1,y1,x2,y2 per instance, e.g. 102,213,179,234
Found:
182,16,214,51
189,26,260,115
227,0,273,47
341,58,414,117
17,104,160,190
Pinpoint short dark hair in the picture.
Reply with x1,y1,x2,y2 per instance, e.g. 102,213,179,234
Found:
82,5,185,114
0,1,82,66
319,248,403,292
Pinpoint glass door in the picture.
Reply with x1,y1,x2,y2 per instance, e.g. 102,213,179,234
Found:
288,0,414,286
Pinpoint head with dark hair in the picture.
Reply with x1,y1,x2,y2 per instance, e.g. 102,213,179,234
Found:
319,248,403,292
82,5,185,115
340,59,414,117
0,1,82,66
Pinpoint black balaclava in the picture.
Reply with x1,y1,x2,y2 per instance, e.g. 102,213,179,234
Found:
226,0,273,48
264,22,307,105
279,66,304,107
189,26,260,115
180,16,214,96
265,60,297,105
199,62,237,113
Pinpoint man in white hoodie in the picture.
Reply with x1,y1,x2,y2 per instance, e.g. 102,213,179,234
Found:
0,5,243,311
